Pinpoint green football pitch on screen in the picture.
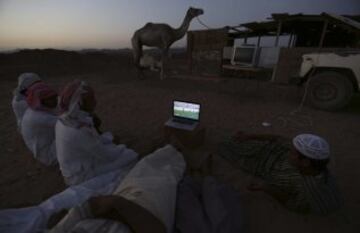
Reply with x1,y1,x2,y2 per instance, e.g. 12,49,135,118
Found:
174,108,199,120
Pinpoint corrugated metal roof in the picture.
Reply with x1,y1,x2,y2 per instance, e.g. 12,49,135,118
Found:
239,13,360,33
323,13,360,31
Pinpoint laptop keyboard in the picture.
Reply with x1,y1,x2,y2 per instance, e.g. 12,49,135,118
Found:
173,118,194,125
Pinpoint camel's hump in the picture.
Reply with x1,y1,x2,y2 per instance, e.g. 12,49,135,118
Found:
142,22,171,28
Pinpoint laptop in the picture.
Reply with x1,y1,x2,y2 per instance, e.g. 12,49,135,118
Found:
165,100,201,131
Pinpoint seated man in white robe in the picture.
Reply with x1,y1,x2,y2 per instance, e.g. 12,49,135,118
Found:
11,72,41,131
21,82,59,166
56,80,139,186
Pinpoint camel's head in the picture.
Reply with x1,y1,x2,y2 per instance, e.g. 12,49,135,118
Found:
188,7,204,18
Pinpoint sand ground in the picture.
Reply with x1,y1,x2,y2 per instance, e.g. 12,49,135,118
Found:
0,52,359,233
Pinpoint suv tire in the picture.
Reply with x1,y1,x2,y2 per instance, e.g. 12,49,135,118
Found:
307,71,353,111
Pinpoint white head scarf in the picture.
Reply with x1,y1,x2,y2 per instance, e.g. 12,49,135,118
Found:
13,73,41,101
293,134,330,160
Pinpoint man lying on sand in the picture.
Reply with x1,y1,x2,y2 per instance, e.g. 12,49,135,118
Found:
218,132,343,215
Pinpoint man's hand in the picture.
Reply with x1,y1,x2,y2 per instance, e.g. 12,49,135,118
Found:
247,180,291,203
91,113,102,134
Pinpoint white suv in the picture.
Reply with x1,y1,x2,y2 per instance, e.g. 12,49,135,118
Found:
297,52,360,111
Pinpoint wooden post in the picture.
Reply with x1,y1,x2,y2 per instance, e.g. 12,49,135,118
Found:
292,34,297,47
287,33,293,48
187,32,193,73
319,20,329,48
257,36,262,47
275,20,282,47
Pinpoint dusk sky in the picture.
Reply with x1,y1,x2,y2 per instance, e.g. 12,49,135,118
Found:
0,0,359,50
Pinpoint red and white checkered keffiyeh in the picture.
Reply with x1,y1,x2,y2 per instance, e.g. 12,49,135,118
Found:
58,80,94,128
26,82,58,113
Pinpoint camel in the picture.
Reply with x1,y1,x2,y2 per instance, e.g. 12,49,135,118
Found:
131,7,204,80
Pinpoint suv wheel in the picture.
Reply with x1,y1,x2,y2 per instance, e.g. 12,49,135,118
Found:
307,71,354,111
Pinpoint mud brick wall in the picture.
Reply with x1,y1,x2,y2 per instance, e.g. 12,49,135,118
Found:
187,29,228,76
191,50,222,76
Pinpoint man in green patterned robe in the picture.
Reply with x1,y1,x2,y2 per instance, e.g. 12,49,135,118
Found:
218,132,343,215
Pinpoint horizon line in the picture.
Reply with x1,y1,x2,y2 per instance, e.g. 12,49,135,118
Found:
0,46,187,53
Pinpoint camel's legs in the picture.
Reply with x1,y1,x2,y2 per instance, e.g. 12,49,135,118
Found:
160,64,164,80
132,35,146,80
137,68,146,80
160,48,169,80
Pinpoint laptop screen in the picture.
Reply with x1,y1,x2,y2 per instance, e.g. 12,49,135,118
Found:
173,101,200,121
